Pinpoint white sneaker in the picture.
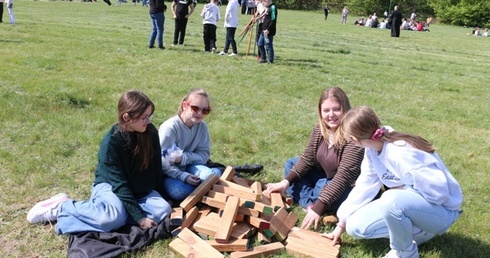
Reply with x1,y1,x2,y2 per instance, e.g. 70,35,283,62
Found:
228,53,237,57
27,193,70,224
218,51,226,55
382,241,419,258
211,48,216,53
413,230,435,246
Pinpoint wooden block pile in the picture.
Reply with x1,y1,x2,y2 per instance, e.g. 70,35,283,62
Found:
168,166,340,258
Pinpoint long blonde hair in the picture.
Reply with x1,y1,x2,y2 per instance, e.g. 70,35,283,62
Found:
339,106,435,153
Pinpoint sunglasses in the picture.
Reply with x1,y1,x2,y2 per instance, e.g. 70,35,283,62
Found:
190,105,211,115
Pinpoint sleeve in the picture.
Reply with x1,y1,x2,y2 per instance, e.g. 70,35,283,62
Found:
336,151,384,223
103,135,146,223
311,142,364,215
285,124,322,183
159,118,192,182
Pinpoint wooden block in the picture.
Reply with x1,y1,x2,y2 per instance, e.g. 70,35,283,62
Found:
180,174,220,212
213,184,259,202
286,229,340,258
171,227,224,258
205,238,249,252
190,205,213,232
220,166,236,181
193,212,254,239
232,176,251,187
268,207,289,234
170,207,184,226
202,196,260,217
257,231,271,244
250,181,262,196
270,192,285,210
217,179,255,193
229,242,284,258
246,216,270,230
216,196,240,243
209,190,273,215
181,206,200,229
275,209,298,241
260,193,271,205
288,227,340,249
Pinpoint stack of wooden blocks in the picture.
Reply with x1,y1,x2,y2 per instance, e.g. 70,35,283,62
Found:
168,166,340,258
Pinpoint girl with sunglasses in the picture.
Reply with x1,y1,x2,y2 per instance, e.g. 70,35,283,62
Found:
158,88,221,203
264,87,364,230
324,106,463,258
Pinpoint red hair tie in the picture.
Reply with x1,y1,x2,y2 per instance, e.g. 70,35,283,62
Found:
371,127,385,141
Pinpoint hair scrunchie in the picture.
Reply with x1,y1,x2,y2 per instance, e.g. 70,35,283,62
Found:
370,127,386,141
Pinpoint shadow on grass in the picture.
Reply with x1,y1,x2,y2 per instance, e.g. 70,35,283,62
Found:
0,39,24,43
280,58,323,69
352,232,490,258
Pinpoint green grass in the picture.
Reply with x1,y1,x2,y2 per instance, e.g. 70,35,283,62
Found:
1,1,489,257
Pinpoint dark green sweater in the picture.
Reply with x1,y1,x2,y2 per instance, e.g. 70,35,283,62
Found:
93,123,164,224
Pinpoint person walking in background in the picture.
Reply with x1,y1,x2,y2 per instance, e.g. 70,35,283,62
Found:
27,90,172,234
257,0,277,63
219,0,239,56
148,0,167,49
264,87,364,230
323,4,329,21
340,6,348,24
171,0,195,46
158,88,222,203
240,0,247,15
200,0,220,53
324,106,463,258
389,5,402,37
5,0,14,24
0,0,4,23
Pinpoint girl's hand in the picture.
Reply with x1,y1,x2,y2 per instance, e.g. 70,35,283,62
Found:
264,179,289,197
138,218,157,229
321,225,344,245
185,175,201,185
300,208,320,230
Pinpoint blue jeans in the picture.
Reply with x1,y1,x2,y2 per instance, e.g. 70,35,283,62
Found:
163,164,222,202
257,33,274,63
284,157,350,211
223,27,237,54
345,189,461,251
149,12,164,48
56,183,171,235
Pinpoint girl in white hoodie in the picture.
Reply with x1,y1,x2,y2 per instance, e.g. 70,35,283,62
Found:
325,106,463,258
218,0,239,56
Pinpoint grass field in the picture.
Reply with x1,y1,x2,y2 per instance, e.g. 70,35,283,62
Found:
1,1,489,257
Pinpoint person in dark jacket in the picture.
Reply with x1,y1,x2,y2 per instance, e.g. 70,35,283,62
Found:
257,0,277,63
264,87,364,230
27,90,172,235
389,5,402,37
148,0,167,49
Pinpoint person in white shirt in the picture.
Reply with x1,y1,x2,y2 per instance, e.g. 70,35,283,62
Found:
218,0,239,56
324,106,463,258
200,0,220,52
5,0,14,24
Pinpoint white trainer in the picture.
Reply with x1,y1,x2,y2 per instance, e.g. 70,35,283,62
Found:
218,51,226,55
27,193,70,224
228,53,237,57
382,241,419,258
413,230,435,246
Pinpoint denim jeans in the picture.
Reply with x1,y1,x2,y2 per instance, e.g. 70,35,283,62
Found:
149,12,165,48
56,182,172,235
223,27,237,54
284,157,350,211
163,164,222,202
257,33,274,63
345,189,461,251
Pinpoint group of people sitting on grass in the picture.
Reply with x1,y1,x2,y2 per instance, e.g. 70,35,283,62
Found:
27,87,463,258
469,27,489,37
354,13,430,32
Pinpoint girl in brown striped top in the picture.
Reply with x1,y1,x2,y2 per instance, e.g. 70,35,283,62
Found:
264,87,364,230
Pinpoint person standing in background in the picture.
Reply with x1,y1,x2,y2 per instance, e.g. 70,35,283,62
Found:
0,0,4,23
148,0,167,49
5,0,14,24
219,0,240,56
171,0,195,46
257,0,277,63
340,6,348,24
200,0,220,53
389,5,402,37
323,4,329,21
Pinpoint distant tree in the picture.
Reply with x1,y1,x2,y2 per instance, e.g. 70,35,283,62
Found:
429,0,490,26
